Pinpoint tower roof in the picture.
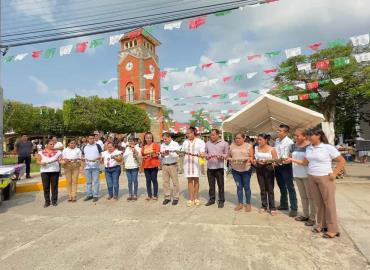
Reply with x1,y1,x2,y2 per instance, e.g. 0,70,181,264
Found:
120,28,161,46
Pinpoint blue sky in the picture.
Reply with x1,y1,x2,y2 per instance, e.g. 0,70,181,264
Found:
1,0,370,122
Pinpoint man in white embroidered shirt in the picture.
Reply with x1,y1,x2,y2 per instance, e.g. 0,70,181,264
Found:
274,124,298,217
160,132,180,206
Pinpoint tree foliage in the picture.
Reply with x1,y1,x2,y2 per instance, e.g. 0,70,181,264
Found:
63,96,150,135
189,108,211,131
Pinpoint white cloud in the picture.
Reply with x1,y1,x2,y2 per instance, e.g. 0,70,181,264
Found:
29,75,49,93
10,0,57,23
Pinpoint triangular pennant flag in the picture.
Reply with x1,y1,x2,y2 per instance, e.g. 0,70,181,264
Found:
265,51,281,57
185,66,197,73
297,63,312,73
309,92,319,100
288,95,299,101
44,48,56,59
188,16,207,29
227,58,240,65
228,93,237,99
143,74,154,80
159,71,168,78
279,66,292,73
164,21,182,30
219,94,228,99
32,50,43,59
208,78,219,86
246,72,257,79
285,47,301,58
240,101,248,105
251,90,260,94
201,63,213,69
296,83,306,89
109,34,124,45
318,90,330,98
328,39,346,48
216,60,228,64
212,94,220,98
263,68,278,74
239,91,248,97
282,85,294,91
143,25,155,35
234,74,243,81
3,55,14,62
319,79,330,86
299,94,310,101
350,34,369,46
184,82,193,87
308,43,322,50
223,76,232,83
231,100,239,105
334,57,350,67
307,81,319,90
354,52,370,63
76,42,88,53
247,54,261,61
214,10,232,16
165,67,179,72
60,45,73,56
173,84,182,91
101,78,117,85
331,77,344,85
14,53,28,61
90,38,104,48
316,59,330,70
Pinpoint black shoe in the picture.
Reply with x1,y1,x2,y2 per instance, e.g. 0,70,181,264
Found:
163,199,171,205
277,206,289,211
92,197,99,202
205,201,215,206
172,199,179,206
289,210,298,217
83,196,93,201
43,202,50,208
52,202,58,206
26,175,32,179
218,202,224,208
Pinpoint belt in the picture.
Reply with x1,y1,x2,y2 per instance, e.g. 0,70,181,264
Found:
162,162,177,166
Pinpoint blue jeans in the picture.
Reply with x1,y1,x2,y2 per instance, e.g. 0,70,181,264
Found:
126,168,139,196
275,164,297,210
232,169,252,204
85,168,100,198
105,166,121,198
144,168,158,197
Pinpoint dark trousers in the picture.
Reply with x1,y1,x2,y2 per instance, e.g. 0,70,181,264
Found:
144,168,159,197
41,172,60,204
207,168,225,203
18,156,31,176
275,164,298,210
256,164,276,210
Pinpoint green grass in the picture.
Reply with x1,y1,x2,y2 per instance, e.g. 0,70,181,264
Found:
3,156,40,173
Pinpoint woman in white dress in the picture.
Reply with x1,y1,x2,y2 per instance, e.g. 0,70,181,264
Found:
181,127,205,207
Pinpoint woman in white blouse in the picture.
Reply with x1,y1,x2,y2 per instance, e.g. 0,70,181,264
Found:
123,137,142,201
37,139,62,208
288,128,346,239
62,139,82,202
101,142,123,200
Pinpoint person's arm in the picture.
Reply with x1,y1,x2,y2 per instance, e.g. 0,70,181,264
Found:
113,151,123,162
286,157,309,166
36,153,44,165
271,148,278,160
330,155,346,180
221,142,229,159
249,145,255,163
14,142,19,155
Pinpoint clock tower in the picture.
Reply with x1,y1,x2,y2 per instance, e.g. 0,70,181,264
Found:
118,28,163,140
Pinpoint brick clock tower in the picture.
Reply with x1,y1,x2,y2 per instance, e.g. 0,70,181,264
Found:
118,28,163,141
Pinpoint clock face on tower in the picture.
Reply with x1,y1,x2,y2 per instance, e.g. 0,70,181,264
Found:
149,64,155,74
125,62,133,71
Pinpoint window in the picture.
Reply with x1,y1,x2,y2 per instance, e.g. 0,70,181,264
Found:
129,41,133,47
149,85,155,102
124,42,128,49
126,83,135,102
133,39,137,46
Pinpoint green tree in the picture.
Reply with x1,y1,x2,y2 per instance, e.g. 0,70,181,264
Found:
63,96,150,134
4,101,39,134
189,108,211,131
272,44,370,141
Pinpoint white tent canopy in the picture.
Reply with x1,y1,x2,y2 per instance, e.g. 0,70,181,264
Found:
222,94,325,135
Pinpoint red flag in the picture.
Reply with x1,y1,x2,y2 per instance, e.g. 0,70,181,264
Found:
306,81,319,90
266,0,279,3
127,31,141,39
184,82,193,87
239,91,248,97
240,101,248,105
188,16,207,29
316,60,330,70
223,76,232,83
32,50,43,58
228,109,234,113
308,42,322,50
201,63,213,69
159,71,168,78
212,94,220,98
76,42,88,53
263,68,278,74
247,54,261,61
299,94,310,100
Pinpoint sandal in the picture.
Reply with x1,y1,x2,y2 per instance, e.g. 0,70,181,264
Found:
270,210,278,216
312,227,323,233
145,197,152,201
295,216,309,222
305,219,315,226
152,196,158,201
132,196,137,201
258,208,267,214
194,199,200,206
323,232,340,239
187,200,194,207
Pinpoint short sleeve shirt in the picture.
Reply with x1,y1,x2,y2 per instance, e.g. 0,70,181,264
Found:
102,150,122,168
290,144,308,178
305,143,341,176
16,141,33,157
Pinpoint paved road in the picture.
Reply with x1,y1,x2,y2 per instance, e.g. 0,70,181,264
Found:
0,164,369,270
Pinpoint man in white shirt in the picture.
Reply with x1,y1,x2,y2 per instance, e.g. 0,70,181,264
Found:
94,132,104,149
82,134,103,202
160,132,180,205
274,124,298,217
52,136,64,151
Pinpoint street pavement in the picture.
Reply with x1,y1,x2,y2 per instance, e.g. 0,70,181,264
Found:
0,163,369,270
